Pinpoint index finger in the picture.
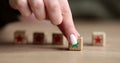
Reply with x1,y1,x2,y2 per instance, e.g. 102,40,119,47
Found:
57,0,80,44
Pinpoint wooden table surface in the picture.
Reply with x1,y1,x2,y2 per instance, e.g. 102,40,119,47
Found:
0,20,120,63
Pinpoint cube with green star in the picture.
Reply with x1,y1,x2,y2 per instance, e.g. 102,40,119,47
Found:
69,36,83,51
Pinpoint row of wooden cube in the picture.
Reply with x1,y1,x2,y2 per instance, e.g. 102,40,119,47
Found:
14,31,106,51
14,31,63,45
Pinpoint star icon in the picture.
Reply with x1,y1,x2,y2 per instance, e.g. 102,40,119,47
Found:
15,35,23,42
72,42,79,48
54,35,61,42
95,36,102,43
35,35,42,42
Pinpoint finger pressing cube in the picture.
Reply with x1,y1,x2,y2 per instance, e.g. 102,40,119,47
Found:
69,36,83,51
52,33,63,45
33,32,44,44
92,32,106,46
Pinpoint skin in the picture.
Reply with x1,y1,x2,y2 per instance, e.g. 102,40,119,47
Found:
9,0,80,43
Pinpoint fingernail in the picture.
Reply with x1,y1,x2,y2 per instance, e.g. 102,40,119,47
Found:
70,34,77,45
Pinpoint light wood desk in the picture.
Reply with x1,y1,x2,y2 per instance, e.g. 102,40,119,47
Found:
0,20,120,63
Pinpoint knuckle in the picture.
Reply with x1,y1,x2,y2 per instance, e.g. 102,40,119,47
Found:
48,3,59,11
36,15,46,20
62,7,69,15
51,16,63,25
9,0,16,8
16,0,27,8
32,1,43,9
57,19,62,25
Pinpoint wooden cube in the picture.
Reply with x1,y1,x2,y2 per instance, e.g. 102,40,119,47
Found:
33,32,44,44
14,31,27,44
92,32,106,46
69,36,83,51
52,33,63,45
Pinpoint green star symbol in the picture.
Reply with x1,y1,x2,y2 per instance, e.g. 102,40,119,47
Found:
72,42,79,48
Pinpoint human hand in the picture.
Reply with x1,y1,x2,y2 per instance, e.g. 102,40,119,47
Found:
9,0,80,45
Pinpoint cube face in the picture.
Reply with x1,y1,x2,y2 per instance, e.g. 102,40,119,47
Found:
92,32,106,46
69,37,83,51
52,33,63,45
33,32,44,44
14,31,27,44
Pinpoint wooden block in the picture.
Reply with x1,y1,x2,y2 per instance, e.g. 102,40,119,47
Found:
69,36,83,51
92,32,106,46
14,31,27,44
52,33,63,45
33,32,44,44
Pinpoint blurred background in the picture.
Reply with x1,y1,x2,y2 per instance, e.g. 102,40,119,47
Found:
69,0,120,19
0,0,120,43
1,0,120,28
